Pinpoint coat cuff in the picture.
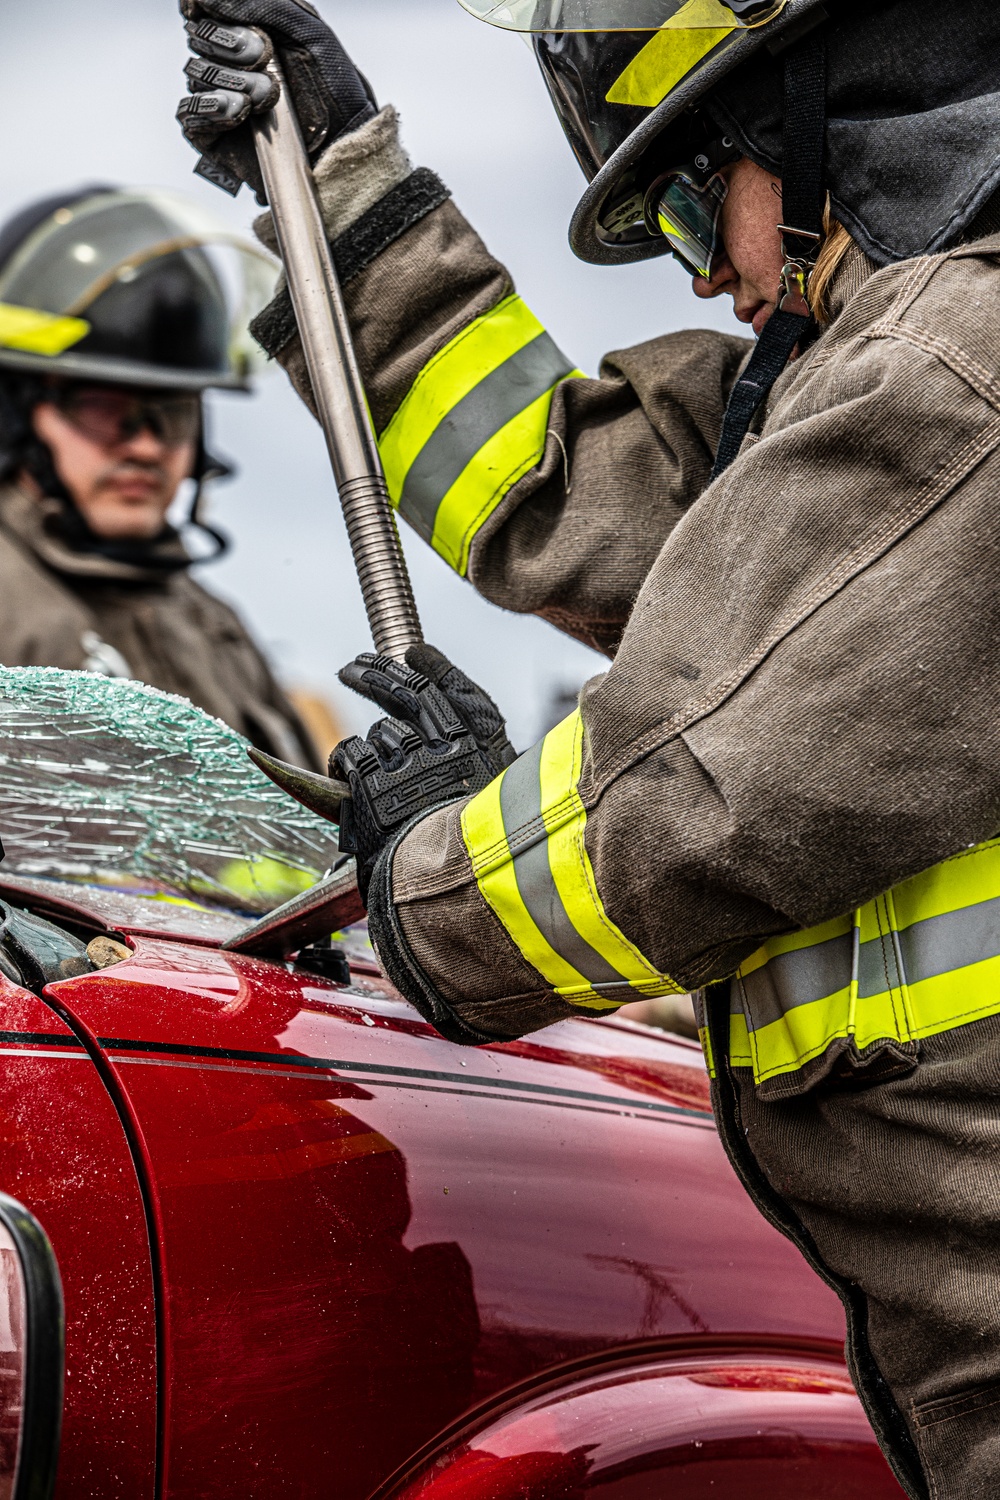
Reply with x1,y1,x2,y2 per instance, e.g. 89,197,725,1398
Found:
366,814,496,1048
251,103,451,360
251,168,451,360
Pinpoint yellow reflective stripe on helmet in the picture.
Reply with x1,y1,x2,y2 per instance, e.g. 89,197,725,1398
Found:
379,295,583,577
733,839,1000,1084
462,710,683,1010
0,303,90,357
606,0,734,109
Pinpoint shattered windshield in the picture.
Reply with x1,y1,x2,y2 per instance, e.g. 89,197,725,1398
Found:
0,668,340,915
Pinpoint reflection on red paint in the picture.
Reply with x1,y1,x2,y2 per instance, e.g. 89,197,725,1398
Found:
0,921,899,1499
689,1364,857,1395
382,1356,905,1500
492,1036,712,1114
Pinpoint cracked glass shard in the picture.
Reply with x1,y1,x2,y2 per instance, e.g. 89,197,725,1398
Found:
0,668,341,915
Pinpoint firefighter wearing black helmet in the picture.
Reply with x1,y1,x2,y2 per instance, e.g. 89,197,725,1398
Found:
0,184,320,769
178,0,1000,1490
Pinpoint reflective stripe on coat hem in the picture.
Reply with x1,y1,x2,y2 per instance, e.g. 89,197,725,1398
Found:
732,839,1000,1087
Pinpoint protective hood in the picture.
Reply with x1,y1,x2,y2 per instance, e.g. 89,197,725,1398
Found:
707,0,1000,266
552,0,1000,265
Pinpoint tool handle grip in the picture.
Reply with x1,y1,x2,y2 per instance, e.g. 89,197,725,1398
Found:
251,60,423,660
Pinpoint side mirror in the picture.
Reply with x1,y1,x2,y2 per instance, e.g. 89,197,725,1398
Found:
0,1193,63,1500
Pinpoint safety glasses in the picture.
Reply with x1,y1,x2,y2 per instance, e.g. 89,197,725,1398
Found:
55,387,201,448
645,169,729,278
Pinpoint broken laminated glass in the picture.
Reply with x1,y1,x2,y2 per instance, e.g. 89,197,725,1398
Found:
0,668,341,915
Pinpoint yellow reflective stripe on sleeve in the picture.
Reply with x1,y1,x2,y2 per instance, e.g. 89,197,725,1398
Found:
539,714,680,992
378,294,582,577
429,385,557,576
380,296,545,488
462,768,605,1003
462,710,683,1012
606,0,734,109
0,303,90,357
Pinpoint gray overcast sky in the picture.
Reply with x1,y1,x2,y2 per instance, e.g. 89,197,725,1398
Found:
1,0,739,745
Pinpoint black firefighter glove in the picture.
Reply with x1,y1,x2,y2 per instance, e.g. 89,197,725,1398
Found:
334,644,517,904
176,0,377,202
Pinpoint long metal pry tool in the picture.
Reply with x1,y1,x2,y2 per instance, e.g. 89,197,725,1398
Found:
252,60,423,662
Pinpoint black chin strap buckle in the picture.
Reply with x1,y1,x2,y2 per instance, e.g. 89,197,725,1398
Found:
777,224,821,315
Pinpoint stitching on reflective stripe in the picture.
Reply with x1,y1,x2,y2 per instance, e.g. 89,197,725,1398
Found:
939,836,1000,866
912,991,1000,1034
437,384,579,577
561,719,678,990
452,438,547,573
401,332,576,539
470,788,581,874
379,294,545,500
464,713,679,1001
740,845,1000,1081
874,893,905,1040
380,294,580,577
885,886,917,1040
848,917,860,1040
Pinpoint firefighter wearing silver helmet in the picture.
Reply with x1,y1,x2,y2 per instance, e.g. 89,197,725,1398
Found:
179,0,1000,1490
0,185,320,768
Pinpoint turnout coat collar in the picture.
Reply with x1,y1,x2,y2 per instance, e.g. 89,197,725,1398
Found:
0,483,191,587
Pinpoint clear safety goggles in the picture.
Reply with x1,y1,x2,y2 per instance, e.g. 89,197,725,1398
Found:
457,0,785,31
645,169,729,277
54,386,202,449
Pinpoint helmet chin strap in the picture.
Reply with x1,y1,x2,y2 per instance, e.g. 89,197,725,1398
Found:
183,419,232,563
710,31,827,480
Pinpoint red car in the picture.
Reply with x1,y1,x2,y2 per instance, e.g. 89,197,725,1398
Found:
0,669,905,1499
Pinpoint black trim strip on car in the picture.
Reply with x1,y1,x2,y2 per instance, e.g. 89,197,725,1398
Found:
0,1029,712,1121
111,1056,698,1124
0,1031,83,1049
98,1037,710,1120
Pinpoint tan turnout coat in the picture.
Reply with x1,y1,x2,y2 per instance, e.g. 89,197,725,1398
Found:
267,170,1000,1043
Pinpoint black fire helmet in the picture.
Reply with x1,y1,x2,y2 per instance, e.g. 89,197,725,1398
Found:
0,185,277,390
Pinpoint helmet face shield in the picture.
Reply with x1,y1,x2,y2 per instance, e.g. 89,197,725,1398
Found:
0,190,278,389
458,0,785,30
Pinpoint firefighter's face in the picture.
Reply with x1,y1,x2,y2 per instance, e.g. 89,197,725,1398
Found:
30,385,198,541
691,156,788,336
